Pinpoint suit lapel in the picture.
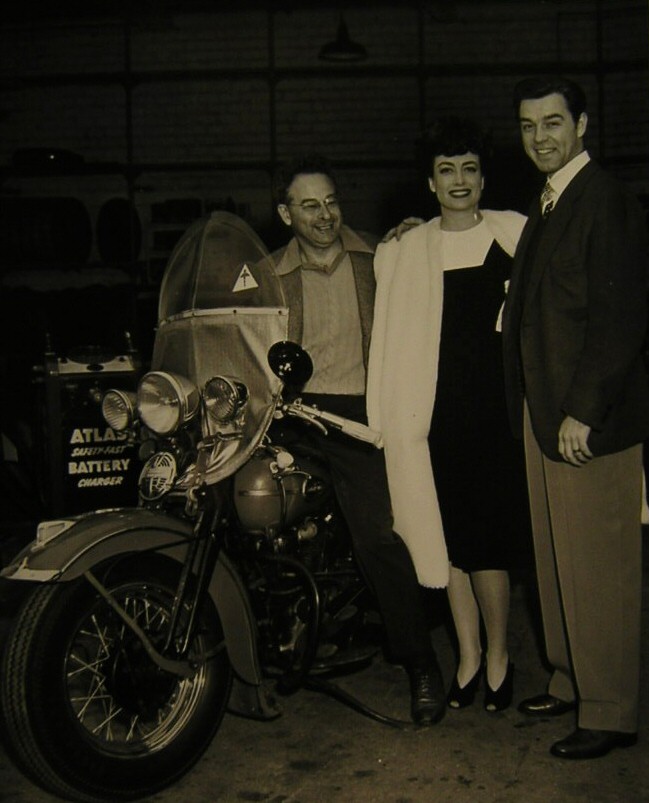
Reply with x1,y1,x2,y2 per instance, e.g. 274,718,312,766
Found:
520,161,599,308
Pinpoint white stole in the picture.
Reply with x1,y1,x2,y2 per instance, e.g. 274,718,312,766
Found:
366,210,525,588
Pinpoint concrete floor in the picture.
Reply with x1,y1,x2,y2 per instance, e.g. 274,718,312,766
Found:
0,542,648,803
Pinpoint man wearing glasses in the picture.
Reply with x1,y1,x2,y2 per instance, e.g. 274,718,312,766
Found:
270,154,446,726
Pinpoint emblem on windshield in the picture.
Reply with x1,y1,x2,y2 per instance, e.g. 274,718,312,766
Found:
232,263,259,292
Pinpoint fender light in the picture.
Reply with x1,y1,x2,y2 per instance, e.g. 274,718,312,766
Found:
137,371,199,436
101,389,137,432
36,519,76,547
203,376,249,424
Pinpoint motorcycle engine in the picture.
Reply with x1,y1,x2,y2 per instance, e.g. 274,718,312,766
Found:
234,447,330,534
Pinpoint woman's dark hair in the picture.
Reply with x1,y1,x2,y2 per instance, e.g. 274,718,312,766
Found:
512,75,587,123
417,117,492,178
272,154,337,206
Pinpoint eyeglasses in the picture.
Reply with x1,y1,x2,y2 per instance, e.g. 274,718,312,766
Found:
287,197,340,215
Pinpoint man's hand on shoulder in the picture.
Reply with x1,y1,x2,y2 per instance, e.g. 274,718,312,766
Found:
381,217,426,243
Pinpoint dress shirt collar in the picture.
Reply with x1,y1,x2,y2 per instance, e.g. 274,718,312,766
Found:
274,225,374,276
546,150,590,202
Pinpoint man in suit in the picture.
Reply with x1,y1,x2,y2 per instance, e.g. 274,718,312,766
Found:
269,154,445,725
502,76,649,759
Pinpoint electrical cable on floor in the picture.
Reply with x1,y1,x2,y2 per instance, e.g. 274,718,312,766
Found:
303,676,416,730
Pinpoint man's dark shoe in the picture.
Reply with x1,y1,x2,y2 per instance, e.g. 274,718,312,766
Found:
407,659,445,726
518,693,575,717
550,728,637,759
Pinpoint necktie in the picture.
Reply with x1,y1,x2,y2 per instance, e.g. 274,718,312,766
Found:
540,180,555,218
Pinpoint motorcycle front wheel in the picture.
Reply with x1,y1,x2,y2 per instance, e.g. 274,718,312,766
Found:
0,554,232,802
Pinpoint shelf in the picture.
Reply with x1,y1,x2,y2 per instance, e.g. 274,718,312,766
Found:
8,59,647,90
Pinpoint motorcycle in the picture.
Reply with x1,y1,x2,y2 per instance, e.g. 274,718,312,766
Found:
0,211,388,802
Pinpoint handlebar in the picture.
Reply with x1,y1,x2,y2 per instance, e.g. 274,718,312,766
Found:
281,400,383,448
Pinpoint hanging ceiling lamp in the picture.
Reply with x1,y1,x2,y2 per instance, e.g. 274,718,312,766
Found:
318,14,367,62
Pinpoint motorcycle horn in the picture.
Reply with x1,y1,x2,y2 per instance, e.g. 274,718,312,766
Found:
268,340,313,389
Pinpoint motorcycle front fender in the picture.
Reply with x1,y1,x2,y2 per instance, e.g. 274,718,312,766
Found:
1,508,262,687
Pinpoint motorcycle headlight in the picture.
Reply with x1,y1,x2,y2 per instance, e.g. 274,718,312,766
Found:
137,371,199,436
203,376,248,423
101,389,137,432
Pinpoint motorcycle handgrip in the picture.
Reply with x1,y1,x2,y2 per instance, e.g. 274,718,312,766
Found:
286,402,383,448
337,418,384,447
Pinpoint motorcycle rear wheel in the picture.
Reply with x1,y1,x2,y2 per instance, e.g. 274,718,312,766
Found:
0,554,232,802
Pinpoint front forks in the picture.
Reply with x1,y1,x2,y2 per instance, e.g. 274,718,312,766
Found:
165,483,223,656
83,569,196,678
83,484,226,679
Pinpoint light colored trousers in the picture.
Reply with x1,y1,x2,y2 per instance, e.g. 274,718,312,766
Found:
523,404,643,733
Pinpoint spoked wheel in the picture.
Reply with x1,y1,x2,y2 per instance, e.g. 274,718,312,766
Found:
0,555,232,802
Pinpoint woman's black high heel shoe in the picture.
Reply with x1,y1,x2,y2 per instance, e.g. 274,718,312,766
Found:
484,662,514,712
447,664,482,709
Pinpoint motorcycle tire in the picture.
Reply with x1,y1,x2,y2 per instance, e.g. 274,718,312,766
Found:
0,554,233,802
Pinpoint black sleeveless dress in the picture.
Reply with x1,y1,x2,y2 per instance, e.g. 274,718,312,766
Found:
428,239,530,572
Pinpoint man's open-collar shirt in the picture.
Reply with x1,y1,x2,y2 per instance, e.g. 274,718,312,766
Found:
275,226,372,395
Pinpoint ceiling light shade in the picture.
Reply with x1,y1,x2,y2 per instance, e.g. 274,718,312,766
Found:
319,16,367,62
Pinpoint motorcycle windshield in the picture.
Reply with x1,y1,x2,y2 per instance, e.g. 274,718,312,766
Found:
152,212,289,485
158,211,285,317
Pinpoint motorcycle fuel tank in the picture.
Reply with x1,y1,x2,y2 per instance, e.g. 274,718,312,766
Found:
234,448,330,533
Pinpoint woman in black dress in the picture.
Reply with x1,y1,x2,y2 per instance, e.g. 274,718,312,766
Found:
426,119,530,711
368,118,529,712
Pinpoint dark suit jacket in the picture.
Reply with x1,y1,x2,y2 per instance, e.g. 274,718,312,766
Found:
502,159,649,460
